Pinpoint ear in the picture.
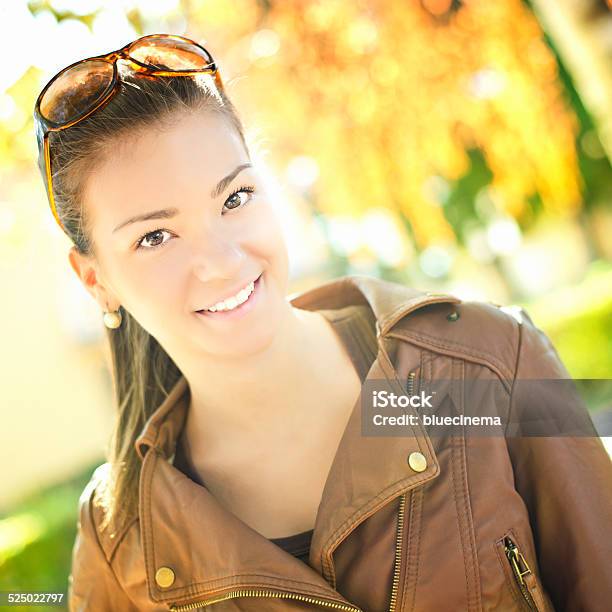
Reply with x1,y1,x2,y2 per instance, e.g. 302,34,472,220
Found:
68,246,119,312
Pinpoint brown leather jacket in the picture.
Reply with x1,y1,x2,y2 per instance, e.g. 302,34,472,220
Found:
68,275,612,611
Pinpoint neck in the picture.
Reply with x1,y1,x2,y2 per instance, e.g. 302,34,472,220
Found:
174,303,331,454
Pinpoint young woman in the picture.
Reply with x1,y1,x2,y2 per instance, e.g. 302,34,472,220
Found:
34,34,611,612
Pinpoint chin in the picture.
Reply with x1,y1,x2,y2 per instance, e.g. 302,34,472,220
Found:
200,326,278,359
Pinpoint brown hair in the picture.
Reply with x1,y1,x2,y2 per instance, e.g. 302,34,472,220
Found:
36,69,251,533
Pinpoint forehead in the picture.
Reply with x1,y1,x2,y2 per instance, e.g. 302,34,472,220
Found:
83,111,248,235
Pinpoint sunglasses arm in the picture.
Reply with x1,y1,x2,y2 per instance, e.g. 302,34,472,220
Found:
43,131,64,230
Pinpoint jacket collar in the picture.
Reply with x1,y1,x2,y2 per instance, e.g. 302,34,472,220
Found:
134,274,460,608
287,273,458,338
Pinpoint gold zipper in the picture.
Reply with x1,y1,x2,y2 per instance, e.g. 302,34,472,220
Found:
503,536,539,611
389,368,416,611
169,588,363,611
388,492,407,612
406,370,416,396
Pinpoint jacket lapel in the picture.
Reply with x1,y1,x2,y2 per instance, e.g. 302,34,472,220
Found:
140,438,357,607
290,275,461,585
134,274,461,606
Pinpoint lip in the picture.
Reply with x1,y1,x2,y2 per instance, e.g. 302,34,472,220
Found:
195,273,263,321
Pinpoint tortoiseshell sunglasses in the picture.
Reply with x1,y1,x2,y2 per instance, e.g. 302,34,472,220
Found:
34,34,223,232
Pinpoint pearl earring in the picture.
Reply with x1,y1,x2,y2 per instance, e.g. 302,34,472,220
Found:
103,308,122,329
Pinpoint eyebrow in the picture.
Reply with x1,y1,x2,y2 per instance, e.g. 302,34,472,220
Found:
112,162,253,233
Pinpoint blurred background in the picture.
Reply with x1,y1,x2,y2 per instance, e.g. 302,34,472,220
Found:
1,0,611,605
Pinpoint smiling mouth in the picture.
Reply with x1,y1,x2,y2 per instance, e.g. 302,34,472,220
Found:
196,273,262,315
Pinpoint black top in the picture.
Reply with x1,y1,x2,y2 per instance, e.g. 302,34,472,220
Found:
173,304,378,566
268,529,314,564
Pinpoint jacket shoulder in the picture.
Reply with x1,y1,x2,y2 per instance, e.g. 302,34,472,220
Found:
391,297,533,381
69,464,140,610
77,463,136,563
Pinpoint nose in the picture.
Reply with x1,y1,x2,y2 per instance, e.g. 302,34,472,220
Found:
190,233,246,282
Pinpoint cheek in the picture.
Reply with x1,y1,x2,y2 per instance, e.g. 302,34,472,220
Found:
252,206,289,291
249,201,288,263
108,255,187,322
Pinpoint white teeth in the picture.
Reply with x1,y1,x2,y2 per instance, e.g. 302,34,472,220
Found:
205,280,255,312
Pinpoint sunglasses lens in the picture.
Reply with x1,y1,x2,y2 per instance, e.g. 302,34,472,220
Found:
40,60,114,124
128,36,214,71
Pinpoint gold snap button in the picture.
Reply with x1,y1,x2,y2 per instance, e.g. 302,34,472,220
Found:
155,566,175,588
408,451,427,472
447,311,460,322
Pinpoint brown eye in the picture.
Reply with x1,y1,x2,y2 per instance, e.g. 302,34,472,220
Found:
136,229,172,250
223,185,255,213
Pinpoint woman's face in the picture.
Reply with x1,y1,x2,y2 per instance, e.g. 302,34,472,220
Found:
73,110,291,359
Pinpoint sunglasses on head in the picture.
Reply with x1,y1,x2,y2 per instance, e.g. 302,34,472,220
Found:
34,34,222,232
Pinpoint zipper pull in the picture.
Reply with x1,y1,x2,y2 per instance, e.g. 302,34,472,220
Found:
504,536,532,585
406,371,416,396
